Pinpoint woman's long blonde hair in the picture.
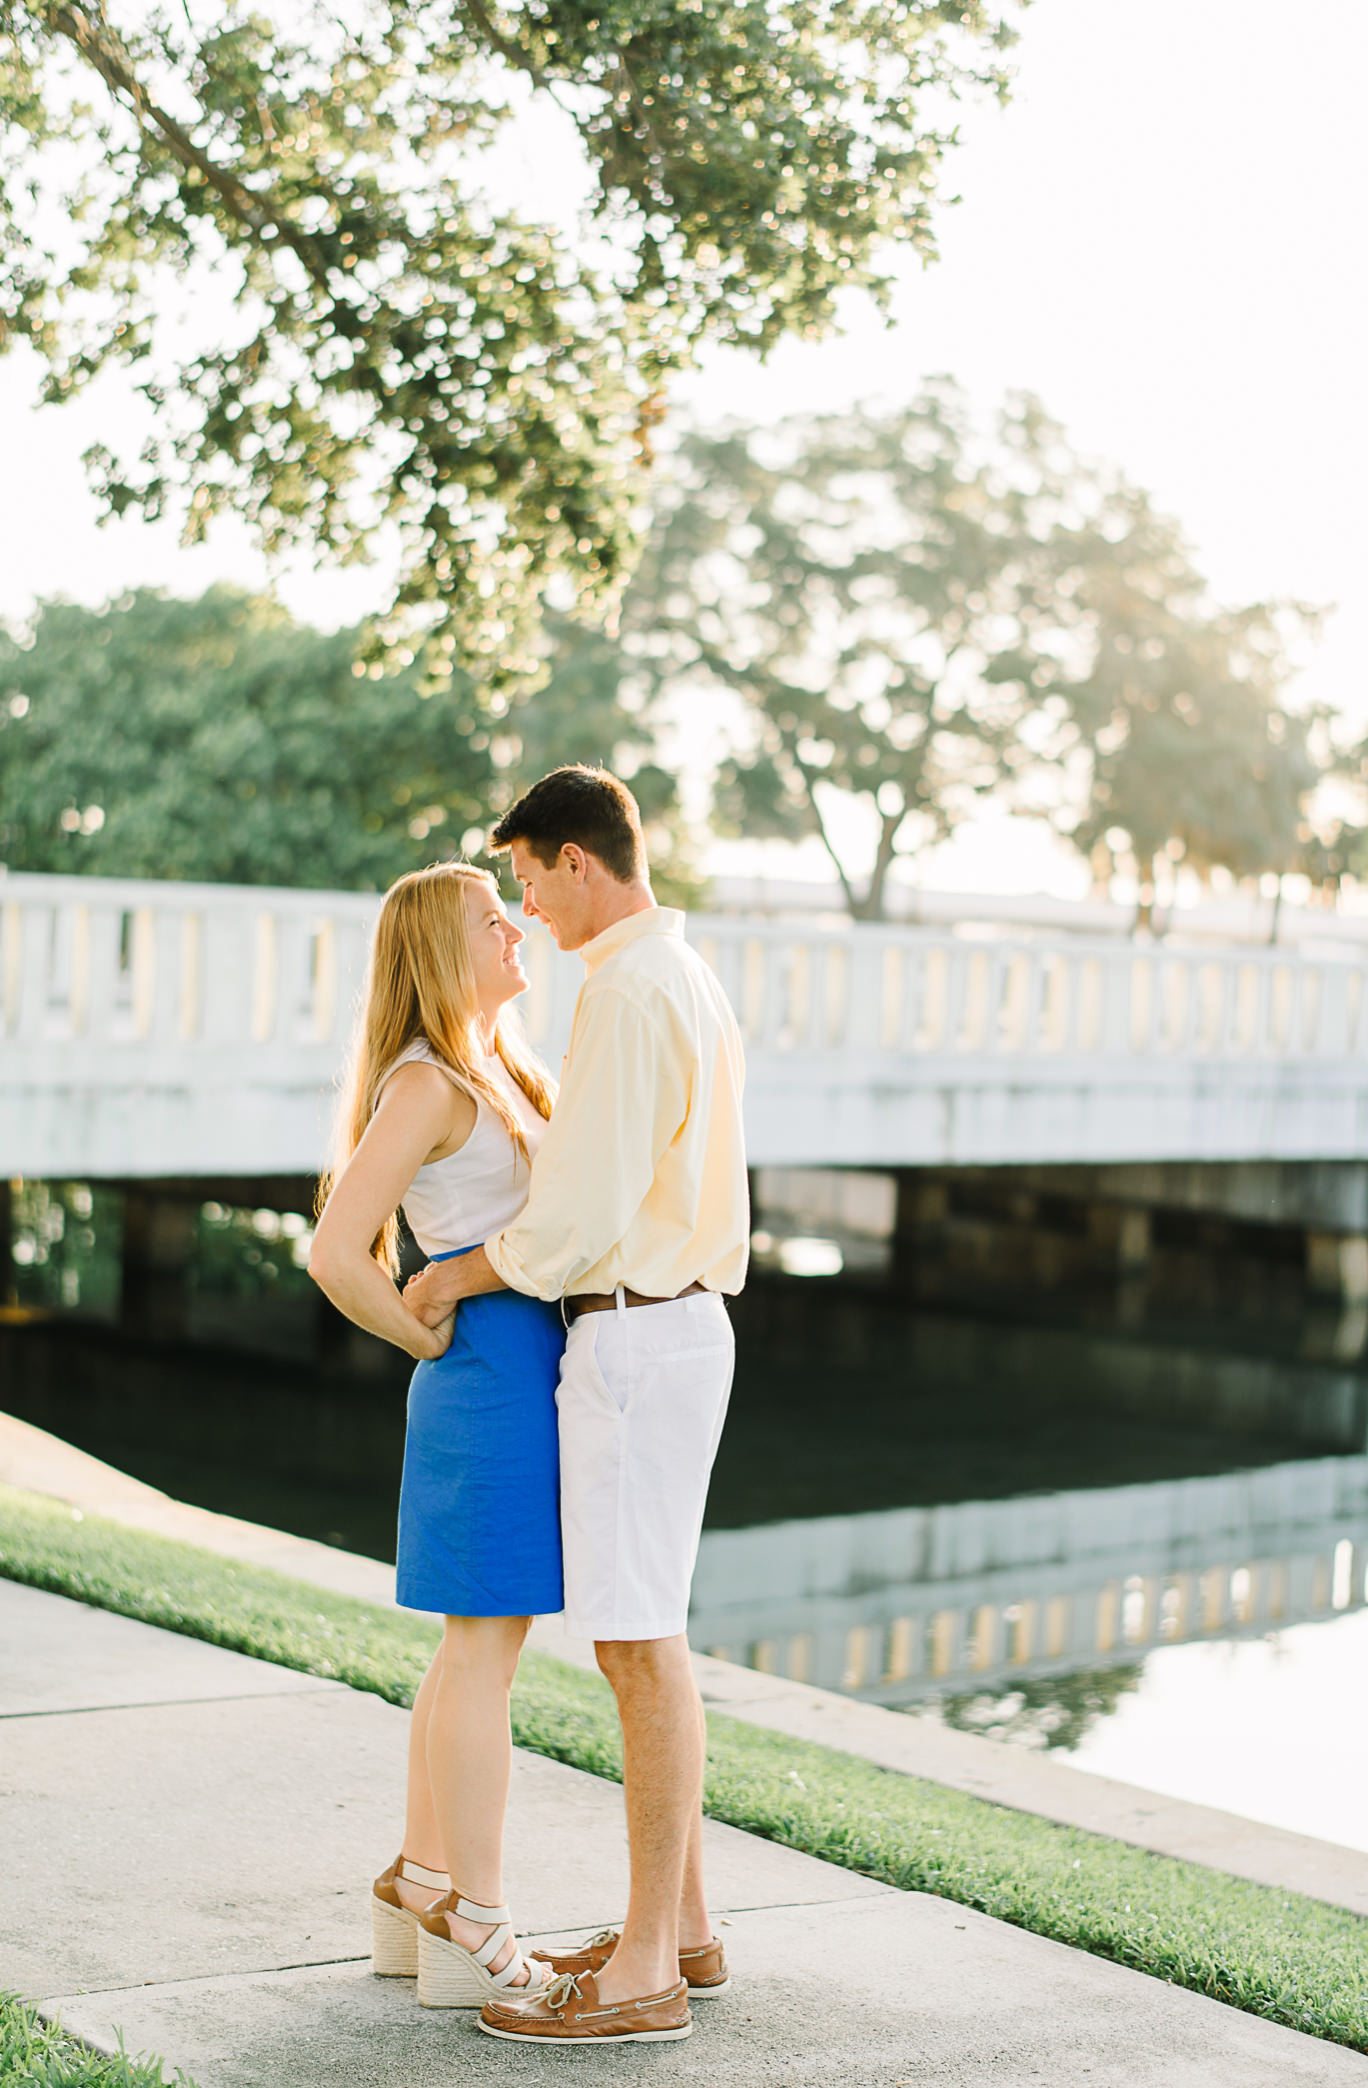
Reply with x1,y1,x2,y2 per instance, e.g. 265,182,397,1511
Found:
320,861,555,1272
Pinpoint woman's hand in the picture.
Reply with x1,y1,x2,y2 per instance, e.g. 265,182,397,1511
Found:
407,1310,455,1362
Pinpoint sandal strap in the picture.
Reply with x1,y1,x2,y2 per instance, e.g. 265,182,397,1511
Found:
471,1922,513,1972
454,1895,510,1924
399,1858,450,1891
488,1941,534,1989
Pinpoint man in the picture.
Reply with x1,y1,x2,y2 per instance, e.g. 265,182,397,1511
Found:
404,764,748,2047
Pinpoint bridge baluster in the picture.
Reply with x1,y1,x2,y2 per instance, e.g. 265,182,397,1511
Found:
1311,963,1348,1057
842,936,881,1052
79,903,124,1042
146,907,191,1042
1099,951,1132,1054
10,899,56,1042
942,944,972,1054
759,935,791,1050
273,911,314,1045
201,904,255,1045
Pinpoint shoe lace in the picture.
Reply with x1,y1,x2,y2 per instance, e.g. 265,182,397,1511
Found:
582,1928,621,1951
545,1973,582,2010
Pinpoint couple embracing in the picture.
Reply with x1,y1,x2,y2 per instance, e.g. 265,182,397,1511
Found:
309,764,748,2047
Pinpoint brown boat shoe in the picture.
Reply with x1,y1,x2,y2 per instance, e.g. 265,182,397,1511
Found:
479,1968,692,2044
530,1926,730,1998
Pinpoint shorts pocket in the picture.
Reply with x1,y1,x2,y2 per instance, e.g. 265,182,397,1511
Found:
571,1318,631,1418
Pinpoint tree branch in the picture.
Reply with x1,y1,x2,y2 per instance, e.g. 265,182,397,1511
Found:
457,0,550,91
45,2,339,293
864,805,904,921
790,752,860,917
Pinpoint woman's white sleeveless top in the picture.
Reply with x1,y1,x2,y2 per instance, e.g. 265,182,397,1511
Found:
379,1038,547,1258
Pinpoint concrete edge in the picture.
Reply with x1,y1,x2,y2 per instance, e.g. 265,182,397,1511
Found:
5,1410,1365,1919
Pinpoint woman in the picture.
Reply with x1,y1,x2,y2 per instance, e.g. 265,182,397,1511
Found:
309,861,561,2007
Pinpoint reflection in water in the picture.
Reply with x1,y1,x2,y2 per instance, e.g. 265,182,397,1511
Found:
691,1454,1368,1704
936,1666,1144,1753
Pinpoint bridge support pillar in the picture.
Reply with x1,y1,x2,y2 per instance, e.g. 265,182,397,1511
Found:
1086,1203,1152,1272
891,1175,948,1278
120,1191,197,1341
0,1178,12,1307
1307,1232,1368,1302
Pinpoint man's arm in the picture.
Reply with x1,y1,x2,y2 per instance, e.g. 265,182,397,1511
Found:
404,1240,506,1325
483,987,688,1302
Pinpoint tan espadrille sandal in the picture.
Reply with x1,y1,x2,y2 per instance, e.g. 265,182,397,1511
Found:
370,1854,451,1977
416,1891,554,2009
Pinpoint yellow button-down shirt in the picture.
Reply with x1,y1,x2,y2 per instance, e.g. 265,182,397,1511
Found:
485,908,749,1301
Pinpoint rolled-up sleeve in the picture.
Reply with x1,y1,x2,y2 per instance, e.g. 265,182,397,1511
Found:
485,987,688,1300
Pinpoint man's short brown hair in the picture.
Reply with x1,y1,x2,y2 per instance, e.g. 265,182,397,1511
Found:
488,765,646,884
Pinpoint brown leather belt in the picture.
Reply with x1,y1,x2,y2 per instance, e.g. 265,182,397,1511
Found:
565,1281,707,1322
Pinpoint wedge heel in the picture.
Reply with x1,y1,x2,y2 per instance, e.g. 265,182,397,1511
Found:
371,1893,420,1978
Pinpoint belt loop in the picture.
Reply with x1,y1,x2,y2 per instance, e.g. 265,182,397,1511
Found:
614,1282,626,1320
559,1293,571,1332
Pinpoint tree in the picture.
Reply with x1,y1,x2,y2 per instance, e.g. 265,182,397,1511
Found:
622,384,1083,918
1054,490,1335,924
0,587,497,885
624,385,1335,918
0,585,703,892
510,610,702,902
0,0,1020,670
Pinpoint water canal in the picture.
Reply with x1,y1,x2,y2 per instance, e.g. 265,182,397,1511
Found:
4,1175,1366,1855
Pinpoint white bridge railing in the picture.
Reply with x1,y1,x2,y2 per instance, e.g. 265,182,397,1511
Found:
5,871,1368,1177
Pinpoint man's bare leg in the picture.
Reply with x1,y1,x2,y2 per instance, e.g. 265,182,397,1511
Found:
592,1633,704,2001
678,1682,713,1949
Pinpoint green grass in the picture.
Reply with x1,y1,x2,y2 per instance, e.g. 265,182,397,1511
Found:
0,1991,193,2088
4,1482,1367,2054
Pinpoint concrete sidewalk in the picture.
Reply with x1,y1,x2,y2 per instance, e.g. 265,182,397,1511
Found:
4,1577,1365,2087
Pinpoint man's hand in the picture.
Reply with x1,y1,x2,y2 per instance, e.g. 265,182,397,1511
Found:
404,1259,470,1327
405,1244,504,1324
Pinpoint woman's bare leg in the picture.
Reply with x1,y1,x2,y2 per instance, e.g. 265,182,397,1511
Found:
425,1613,533,1981
392,1644,446,1913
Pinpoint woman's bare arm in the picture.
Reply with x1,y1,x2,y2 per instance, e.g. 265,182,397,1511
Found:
308,1065,476,1360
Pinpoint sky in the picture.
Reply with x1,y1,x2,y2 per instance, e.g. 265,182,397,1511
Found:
3,0,1365,897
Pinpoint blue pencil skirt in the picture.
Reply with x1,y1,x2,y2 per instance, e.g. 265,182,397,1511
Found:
395,1247,565,1617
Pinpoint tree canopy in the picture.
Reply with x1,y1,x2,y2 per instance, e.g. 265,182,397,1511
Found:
617,384,1336,917
626,386,1077,916
1058,490,1334,909
0,584,696,893
0,0,1019,671
0,587,496,886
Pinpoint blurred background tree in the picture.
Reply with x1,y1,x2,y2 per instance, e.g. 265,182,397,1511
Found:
625,385,1081,918
1,0,1020,671
0,586,700,895
0,588,495,887
506,612,701,903
615,383,1341,919
1056,491,1344,926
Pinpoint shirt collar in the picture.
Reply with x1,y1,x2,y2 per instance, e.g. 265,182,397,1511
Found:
580,906,684,973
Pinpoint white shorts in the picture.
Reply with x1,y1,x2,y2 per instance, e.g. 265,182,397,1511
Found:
556,1291,734,1641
